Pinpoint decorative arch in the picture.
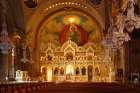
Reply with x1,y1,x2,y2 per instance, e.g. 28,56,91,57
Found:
61,40,78,51
26,0,105,65
86,46,94,55
26,0,104,45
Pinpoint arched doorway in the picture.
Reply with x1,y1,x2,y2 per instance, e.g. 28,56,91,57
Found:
47,67,53,82
66,64,74,80
88,65,93,81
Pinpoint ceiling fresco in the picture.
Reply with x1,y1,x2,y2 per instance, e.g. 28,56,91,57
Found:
39,10,102,50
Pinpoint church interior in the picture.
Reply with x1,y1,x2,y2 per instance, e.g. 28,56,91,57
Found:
0,0,140,93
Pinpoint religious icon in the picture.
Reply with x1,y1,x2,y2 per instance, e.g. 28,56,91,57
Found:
76,67,80,75
82,67,86,75
54,67,58,75
60,68,64,75
47,55,52,61
60,23,88,45
95,67,100,76
67,23,80,44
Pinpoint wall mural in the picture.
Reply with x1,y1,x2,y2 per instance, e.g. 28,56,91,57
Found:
60,23,88,46
39,11,102,50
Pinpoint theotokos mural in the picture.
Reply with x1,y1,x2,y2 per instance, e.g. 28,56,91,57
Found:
60,23,88,46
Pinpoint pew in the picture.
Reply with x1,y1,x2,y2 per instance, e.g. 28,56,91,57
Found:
0,82,140,93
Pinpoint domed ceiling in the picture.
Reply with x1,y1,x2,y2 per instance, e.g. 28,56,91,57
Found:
39,10,102,50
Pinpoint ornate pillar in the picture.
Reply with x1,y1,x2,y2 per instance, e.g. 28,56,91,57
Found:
0,0,13,81
119,46,125,82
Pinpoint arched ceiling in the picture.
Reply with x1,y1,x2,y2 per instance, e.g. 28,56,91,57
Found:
25,0,105,50
40,11,100,33
39,10,102,48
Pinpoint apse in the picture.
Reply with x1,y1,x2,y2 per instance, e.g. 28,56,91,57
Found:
38,10,102,51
